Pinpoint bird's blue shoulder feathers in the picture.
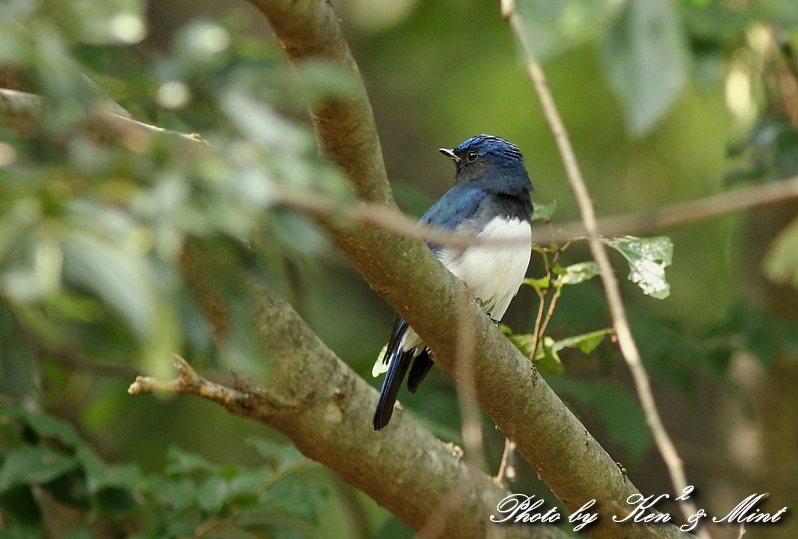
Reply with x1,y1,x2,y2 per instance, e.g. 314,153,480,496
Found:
420,183,487,230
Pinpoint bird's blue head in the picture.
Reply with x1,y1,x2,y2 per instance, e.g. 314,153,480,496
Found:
439,135,533,196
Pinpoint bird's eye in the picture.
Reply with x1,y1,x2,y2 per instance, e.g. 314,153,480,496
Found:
466,151,478,162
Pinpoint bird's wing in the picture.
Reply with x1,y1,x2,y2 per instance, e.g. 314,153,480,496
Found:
419,184,487,255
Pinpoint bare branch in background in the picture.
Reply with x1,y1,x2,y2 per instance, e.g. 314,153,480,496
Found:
3,88,798,251
501,0,708,535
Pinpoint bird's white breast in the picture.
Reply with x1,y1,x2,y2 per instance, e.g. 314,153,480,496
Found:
392,217,532,356
439,217,532,321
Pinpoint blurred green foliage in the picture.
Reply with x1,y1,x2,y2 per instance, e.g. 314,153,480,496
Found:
0,404,327,538
2,0,798,536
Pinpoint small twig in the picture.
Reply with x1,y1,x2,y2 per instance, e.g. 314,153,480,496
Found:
528,248,552,360
502,0,708,535
529,285,548,361
455,292,488,474
534,245,566,354
129,355,264,411
528,242,565,361
495,439,516,486
537,285,563,345
565,175,798,239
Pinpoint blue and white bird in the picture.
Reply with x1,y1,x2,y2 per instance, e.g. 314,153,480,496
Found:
373,135,534,430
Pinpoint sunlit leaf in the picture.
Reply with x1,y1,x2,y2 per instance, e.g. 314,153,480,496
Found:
553,328,613,354
601,235,673,299
522,276,550,290
555,261,599,285
763,216,798,290
600,0,689,135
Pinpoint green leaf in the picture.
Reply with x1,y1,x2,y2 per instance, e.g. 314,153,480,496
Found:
601,235,673,299
150,476,196,512
600,0,689,135
522,276,550,289
164,446,219,475
536,336,565,376
516,0,628,61
258,476,327,524
222,90,312,154
0,405,82,448
196,475,227,512
532,201,557,221
505,334,564,375
61,228,181,378
245,439,305,475
553,329,614,354
0,486,42,534
228,468,271,498
506,332,534,358
76,447,141,492
763,216,798,290
0,447,78,492
555,261,599,285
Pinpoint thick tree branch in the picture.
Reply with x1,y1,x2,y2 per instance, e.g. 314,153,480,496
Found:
128,290,565,539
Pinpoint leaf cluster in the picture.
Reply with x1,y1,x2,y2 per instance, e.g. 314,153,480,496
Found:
0,404,326,539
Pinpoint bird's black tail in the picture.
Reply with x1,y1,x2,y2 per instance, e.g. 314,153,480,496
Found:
373,318,412,430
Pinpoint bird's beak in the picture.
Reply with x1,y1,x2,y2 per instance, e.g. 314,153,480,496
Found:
438,148,460,161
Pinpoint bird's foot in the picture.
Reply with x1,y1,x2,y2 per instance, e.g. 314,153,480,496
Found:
491,318,502,327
